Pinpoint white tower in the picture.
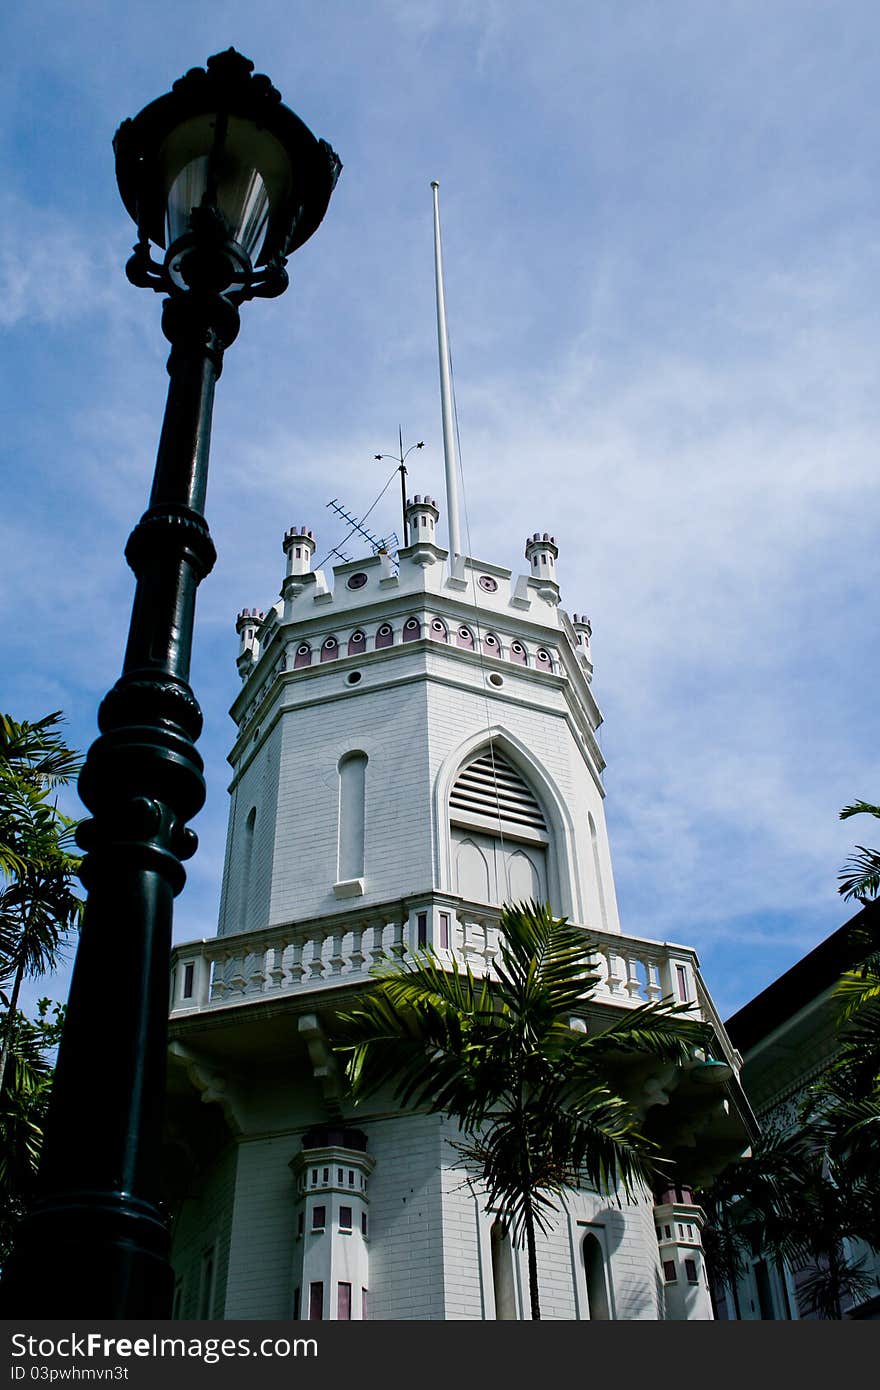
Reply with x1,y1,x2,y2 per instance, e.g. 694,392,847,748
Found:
166,501,752,1322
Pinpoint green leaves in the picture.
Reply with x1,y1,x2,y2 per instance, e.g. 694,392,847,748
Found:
838,802,880,902
334,900,708,1317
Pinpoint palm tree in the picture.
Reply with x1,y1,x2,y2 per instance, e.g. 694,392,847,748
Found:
0,998,64,1263
0,713,82,1095
0,713,81,879
335,901,708,1319
838,801,880,903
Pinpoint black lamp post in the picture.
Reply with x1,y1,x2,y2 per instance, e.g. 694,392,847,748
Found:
2,49,340,1318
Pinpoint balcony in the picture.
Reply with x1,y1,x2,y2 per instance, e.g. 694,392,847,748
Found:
169,898,738,1070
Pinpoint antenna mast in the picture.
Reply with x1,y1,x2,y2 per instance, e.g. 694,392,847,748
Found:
431,181,463,566
375,428,424,537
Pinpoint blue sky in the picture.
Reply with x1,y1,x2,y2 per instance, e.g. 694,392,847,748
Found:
3,1,879,1021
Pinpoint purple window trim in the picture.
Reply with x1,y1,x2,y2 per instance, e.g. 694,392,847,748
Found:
430,618,447,640
375,624,394,649
309,1282,324,1321
509,641,528,666
320,638,339,663
294,643,312,669
403,618,421,642
439,912,449,949
456,626,475,649
675,964,689,1003
348,630,367,656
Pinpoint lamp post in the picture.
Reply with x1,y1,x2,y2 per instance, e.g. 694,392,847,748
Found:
1,49,340,1318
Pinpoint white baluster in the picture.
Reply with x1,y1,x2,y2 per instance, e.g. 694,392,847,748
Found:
268,944,286,989
289,939,306,986
369,921,386,966
308,932,325,979
625,956,643,1001
349,928,366,974
645,959,662,1003
330,929,345,976
390,920,405,960
604,949,624,995
248,946,267,994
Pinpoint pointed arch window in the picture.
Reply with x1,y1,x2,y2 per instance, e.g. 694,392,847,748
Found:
240,806,257,931
456,625,475,650
449,749,550,909
348,630,366,657
403,617,421,643
294,642,312,669
321,636,339,663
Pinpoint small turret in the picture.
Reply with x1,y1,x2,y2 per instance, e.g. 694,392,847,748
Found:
404,495,443,568
524,532,560,602
405,495,440,546
283,526,316,577
281,526,318,609
236,608,264,679
571,613,593,682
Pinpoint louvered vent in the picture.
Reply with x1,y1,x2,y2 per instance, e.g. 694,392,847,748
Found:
450,752,547,834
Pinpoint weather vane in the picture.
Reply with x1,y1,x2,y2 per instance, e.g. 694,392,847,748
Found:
375,427,424,535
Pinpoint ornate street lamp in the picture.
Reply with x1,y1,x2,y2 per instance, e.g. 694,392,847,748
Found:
2,49,340,1317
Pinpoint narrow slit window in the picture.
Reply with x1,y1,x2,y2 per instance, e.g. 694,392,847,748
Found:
337,752,368,882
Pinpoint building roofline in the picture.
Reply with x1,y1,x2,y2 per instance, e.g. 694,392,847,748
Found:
725,901,879,1053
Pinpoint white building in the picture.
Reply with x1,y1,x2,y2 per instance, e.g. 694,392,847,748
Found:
165,496,754,1320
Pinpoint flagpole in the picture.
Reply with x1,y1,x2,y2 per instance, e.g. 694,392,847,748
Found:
431,180,463,567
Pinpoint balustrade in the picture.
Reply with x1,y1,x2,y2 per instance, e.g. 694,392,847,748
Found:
170,899,708,1027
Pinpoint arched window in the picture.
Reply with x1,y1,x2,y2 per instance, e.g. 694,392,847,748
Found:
491,1221,517,1320
449,749,549,908
456,625,475,650
430,618,448,642
583,1233,610,1320
240,806,257,931
402,617,421,643
375,624,394,649
294,642,312,669
509,640,528,666
535,647,553,672
321,636,339,663
348,630,366,657
482,632,501,657
337,753,368,883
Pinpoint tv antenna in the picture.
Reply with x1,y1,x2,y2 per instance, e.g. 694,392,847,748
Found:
375,427,425,536
325,498,399,557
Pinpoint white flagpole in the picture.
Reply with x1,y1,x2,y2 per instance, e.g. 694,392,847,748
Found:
431,180,463,567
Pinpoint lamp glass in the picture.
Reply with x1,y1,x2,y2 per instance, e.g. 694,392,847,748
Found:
159,114,293,262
